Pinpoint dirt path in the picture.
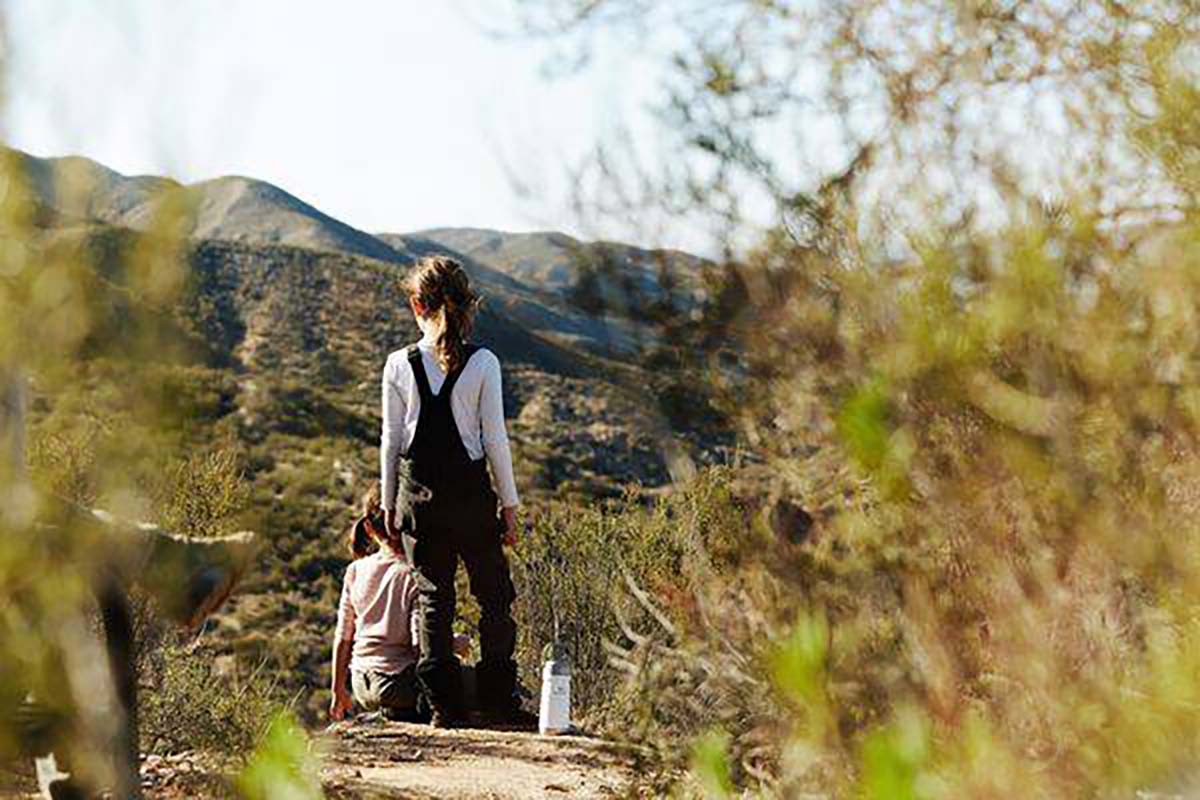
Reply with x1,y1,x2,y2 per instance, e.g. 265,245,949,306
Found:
319,719,640,799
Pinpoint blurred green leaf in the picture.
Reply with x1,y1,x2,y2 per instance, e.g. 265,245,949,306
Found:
690,728,734,799
836,379,891,473
235,711,323,800
857,709,931,800
772,614,829,709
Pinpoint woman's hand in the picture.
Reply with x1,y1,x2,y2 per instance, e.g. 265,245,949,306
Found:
453,633,473,658
500,506,518,547
329,688,353,721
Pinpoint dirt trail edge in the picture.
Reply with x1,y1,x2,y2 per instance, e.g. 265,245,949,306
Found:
319,719,641,799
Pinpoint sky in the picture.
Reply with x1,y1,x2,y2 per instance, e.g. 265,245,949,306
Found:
2,1,677,247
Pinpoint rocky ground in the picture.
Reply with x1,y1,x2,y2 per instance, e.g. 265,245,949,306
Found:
2,721,643,799
319,718,641,799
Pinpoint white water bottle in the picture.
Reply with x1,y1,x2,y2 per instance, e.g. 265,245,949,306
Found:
538,641,571,735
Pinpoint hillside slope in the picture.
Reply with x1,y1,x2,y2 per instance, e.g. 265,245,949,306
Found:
387,232,658,355
404,226,707,304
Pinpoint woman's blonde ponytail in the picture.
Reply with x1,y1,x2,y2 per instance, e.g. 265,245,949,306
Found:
408,256,481,373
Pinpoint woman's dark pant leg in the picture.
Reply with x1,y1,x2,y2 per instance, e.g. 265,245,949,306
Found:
402,529,463,714
458,525,518,710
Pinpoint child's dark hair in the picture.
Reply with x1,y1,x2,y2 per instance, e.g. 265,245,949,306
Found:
349,483,386,559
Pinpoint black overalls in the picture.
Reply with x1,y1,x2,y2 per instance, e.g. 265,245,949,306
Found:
400,344,519,716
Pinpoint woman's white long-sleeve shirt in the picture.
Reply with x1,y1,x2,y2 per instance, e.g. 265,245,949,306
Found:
380,333,520,510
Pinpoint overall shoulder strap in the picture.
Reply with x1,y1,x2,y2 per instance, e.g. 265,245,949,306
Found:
406,346,434,403
438,344,483,401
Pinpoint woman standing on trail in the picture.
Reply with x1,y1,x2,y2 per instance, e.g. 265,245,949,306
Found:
379,255,529,728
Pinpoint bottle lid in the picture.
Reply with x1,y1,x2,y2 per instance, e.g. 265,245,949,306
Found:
542,639,571,665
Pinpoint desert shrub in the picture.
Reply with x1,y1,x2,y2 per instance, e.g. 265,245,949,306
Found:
514,502,625,715
153,446,249,539
239,381,373,444
28,379,249,536
515,0,1200,796
631,234,1200,791
128,363,239,429
139,639,287,757
25,386,262,765
511,468,747,720
26,416,106,508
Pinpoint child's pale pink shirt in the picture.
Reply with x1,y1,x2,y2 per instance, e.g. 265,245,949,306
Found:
335,548,422,674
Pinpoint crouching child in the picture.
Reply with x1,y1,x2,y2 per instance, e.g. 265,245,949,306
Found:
329,485,426,722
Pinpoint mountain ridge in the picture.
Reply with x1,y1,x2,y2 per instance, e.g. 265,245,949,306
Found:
10,147,411,265
12,147,709,357
11,147,707,290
